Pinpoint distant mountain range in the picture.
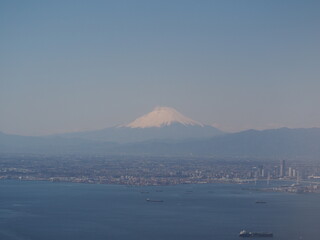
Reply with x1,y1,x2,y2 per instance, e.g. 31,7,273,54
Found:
1,107,320,159
115,127,320,159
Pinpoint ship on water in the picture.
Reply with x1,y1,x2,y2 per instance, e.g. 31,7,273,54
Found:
239,230,273,237
145,198,164,202
255,201,267,204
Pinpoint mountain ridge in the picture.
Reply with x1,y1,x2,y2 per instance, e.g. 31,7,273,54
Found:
1,127,320,159
1,107,320,159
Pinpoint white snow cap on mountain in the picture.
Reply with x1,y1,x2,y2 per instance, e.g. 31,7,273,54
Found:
125,106,204,128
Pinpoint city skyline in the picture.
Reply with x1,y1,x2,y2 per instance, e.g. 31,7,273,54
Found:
1,0,320,136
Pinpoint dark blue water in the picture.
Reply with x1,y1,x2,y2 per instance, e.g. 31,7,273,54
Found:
0,180,319,240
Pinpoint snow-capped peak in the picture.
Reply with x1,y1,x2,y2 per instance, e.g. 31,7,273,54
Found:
125,106,204,128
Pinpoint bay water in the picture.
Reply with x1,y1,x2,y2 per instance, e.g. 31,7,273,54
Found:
1,180,319,240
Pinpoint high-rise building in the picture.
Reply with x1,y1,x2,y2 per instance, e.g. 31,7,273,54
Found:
296,170,300,184
292,169,296,177
273,166,279,178
258,165,264,177
280,160,286,178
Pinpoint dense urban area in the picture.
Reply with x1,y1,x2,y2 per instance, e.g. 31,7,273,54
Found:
1,154,320,193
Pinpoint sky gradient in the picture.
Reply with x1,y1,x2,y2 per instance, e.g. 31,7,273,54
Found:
1,0,320,135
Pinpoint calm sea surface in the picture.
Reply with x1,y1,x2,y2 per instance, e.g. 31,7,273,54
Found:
0,180,319,240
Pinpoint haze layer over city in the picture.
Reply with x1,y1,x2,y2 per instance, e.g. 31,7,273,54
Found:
1,1,320,240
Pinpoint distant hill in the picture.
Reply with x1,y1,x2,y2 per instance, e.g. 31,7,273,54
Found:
1,128,320,159
0,131,117,154
115,128,320,159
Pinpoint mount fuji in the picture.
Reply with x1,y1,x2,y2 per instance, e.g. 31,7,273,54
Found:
60,107,223,143
124,106,204,128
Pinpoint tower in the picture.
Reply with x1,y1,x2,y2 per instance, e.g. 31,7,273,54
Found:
280,160,286,178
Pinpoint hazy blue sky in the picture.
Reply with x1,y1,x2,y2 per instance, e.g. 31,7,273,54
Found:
1,0,319,135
